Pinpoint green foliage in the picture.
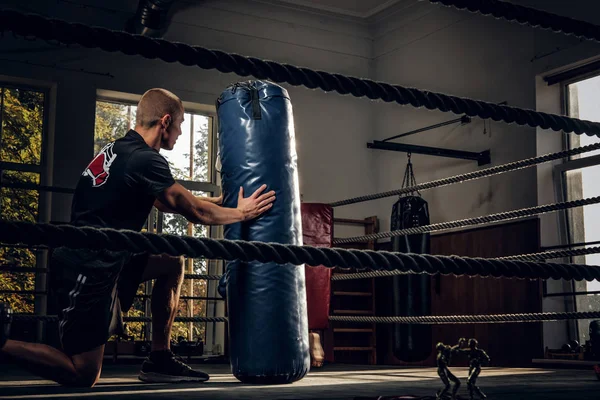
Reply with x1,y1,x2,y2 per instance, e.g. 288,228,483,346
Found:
1,94,214,344
0,88,44,313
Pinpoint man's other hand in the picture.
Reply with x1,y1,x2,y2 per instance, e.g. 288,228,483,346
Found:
236,184,276,221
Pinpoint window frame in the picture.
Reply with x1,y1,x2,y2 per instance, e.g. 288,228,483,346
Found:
94,89,225,354
547,71,600,299
0,75,57,343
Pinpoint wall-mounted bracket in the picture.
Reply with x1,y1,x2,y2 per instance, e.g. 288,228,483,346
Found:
367,140,491,166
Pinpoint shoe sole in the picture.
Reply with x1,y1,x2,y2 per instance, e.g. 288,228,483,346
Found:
138,372,209,383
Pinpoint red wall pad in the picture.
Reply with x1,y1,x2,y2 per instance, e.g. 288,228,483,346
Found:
301,203,333,330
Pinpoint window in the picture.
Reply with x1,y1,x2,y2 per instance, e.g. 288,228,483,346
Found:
94,95,221,352
558,73,600,345
0,84,49,319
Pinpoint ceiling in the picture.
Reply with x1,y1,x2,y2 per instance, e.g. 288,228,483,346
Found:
265,0,405,18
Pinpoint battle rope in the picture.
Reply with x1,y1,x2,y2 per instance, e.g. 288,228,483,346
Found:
13,311,598,325
332,246,600,281
330,311,600,325
1,220,600,282
334,196,600,244
329,142,600,207
1,9,599,136
430,0,600,43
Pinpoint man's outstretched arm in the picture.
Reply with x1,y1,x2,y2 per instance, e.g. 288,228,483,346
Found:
155,182,275,225
154,193,222,213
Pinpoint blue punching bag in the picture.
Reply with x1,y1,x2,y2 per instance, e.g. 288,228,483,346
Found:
216,80,310,384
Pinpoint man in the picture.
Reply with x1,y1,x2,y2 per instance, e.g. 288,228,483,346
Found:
0,88,276,387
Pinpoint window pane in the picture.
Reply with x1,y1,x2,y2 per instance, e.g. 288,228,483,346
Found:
94,101,136,154
568,75,600,158
0,88,44,165
0,170,40,314
161,113,211,182
0,170,40,222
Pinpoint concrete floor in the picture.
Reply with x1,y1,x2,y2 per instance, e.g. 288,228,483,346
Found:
0,363,598,399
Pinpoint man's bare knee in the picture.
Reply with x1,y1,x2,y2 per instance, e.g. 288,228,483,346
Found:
69,346,104,388
143,254,185,282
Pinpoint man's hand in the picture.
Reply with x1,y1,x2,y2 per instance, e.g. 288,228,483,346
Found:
236,184,276,221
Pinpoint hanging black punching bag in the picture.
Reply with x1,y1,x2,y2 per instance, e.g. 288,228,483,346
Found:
391,155,432,362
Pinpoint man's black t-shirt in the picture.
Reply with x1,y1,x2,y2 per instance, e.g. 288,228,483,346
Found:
70,129,176,231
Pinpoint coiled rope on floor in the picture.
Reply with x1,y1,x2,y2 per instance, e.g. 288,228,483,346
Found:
0,9,599,137
334,196,600,244
330,311,600,325
329,142,600,207
332,246,600,281
430,0,600,43
1,220,600,281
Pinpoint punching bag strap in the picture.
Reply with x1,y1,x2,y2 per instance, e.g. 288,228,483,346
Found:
401,152,420,197
251,86,262,120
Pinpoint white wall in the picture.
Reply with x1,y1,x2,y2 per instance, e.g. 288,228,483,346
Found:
0,0,376,237
369,0,600,350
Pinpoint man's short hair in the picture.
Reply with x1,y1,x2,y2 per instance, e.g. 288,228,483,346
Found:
136,88,183,128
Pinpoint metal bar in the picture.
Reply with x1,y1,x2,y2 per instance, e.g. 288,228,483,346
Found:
0,181,75,194
554,153,600,174
333,218,375,225
0,161,42,174
0,290,46,295
134,294,223,301
542,240,600,251
544,291,600,297
177,180,220,194
381,116,470,142
0,265,47,273
367,140,491,166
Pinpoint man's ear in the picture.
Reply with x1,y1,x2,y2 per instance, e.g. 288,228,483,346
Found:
161,114,172,128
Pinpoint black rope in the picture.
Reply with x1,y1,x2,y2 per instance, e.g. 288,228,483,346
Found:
331,247,600,281
430,0,600,43
11,314,227,323
335,195,600,244
1,220,600,282
330,142,600,207
0,9,599,136
330,311,600,324
13,311,599,325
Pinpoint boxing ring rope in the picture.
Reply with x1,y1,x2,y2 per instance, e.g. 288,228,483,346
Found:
10,311,600,325
331,246,600,281
0,265,222,281
0,10,599,136
329,142,600,207
1,220,600,282
334,196,600,244
429,0,600,43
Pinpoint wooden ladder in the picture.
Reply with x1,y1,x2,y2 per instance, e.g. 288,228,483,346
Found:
329,216,378,365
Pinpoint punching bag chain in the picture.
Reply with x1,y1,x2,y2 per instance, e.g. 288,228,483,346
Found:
401,152,421,197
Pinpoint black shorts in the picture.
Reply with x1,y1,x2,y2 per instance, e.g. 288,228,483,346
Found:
50,247,149,356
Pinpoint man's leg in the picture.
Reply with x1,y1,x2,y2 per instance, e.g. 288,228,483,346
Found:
1,302,104,386
142,254,185,352
133,254,209,383
1,339,104,387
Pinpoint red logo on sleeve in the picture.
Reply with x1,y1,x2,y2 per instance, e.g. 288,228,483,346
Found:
82,142,118,187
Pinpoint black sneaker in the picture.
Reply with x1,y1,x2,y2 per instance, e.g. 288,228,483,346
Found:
138,349,210,383
0,303,13,349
